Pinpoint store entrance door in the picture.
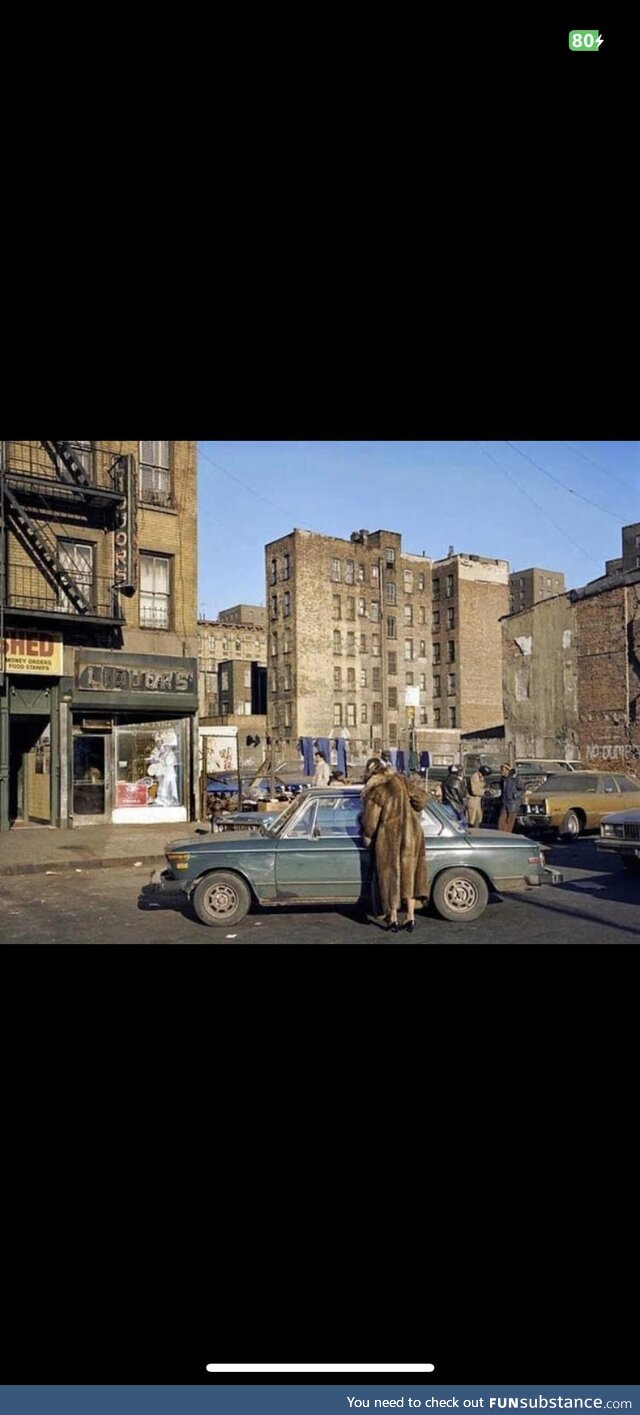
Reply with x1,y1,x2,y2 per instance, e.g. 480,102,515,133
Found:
9,717,51,825
72,735,109,822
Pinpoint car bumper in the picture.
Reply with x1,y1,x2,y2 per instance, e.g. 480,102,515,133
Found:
518,814,551,829
149,867,186,895
597,839,640,857
524,864,564,886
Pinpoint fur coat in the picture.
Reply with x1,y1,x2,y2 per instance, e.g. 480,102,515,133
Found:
361,770,428,914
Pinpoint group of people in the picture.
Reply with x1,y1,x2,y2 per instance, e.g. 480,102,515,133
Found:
441,762,523,832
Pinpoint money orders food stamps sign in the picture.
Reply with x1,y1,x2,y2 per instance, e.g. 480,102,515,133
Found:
1,632,63,675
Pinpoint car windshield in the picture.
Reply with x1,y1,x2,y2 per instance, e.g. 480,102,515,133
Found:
260,797,303,836
541,774,599,793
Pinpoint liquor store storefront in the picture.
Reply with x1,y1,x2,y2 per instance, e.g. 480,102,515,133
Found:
64,651,199,826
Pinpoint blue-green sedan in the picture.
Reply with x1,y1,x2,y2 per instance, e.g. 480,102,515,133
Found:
152,787,562,928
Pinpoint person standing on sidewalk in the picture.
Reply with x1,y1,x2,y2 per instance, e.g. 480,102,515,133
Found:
498,764,523,832
466,765,488,827
361,757,428,933
441,764,467,824
313,750,331,786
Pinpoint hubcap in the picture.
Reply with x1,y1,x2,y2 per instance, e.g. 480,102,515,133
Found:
205,883,239,916
443,877,478,912
567,816,579,834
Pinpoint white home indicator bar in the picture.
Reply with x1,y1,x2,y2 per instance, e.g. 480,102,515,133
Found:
206,1366,435,1375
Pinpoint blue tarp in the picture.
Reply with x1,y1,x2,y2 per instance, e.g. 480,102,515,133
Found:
300,737,315,775
336,738,348,775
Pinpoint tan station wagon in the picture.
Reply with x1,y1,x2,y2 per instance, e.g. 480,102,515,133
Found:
517,771,640,839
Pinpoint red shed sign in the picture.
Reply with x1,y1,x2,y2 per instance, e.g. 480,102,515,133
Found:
1,632,63,675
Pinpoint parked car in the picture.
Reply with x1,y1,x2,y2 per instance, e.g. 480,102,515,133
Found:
598,809,640,872
517,771,640,839
151,786,562,929
513,759,583,793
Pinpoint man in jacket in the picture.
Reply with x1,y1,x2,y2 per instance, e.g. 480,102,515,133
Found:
313,750,331,787
441,765,467,823
466,765,487,827
498,764,523,832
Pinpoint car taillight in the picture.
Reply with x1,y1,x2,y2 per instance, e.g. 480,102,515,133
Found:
528,854,542,863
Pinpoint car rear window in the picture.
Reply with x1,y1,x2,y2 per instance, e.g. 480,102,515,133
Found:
542,774,599,793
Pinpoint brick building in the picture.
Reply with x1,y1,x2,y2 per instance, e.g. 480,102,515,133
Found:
197,605,267,719
0,440,198,829
502,524,640,772
431,551,510,734
265,528,434,767
508,566,566,614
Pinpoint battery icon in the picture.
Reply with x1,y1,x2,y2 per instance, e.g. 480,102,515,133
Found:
569,30,603,49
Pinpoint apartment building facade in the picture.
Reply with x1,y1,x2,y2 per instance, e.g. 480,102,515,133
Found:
508,566,566,614
0,440,198,830
197,605,267,720
265,528,434,767
431,552,510,734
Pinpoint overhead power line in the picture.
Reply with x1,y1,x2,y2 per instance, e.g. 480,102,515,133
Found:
474,442,602,569
504,441,625,521
560,441,639,495
198,444,310,527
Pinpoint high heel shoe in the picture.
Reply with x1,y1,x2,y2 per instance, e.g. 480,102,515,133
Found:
388,920,399,933
404,920,416,933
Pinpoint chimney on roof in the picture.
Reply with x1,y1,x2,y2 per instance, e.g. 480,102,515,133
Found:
448,545,454,557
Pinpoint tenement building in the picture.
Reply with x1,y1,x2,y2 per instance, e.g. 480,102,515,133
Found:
508,566,566,614
265,528,433,766
0,440,198,829
431,551,510,733
197,605,267,720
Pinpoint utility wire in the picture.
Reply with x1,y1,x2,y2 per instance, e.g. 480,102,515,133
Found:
504,441,625,521
474,442,602,569
559,441,639,496
198,444,310,527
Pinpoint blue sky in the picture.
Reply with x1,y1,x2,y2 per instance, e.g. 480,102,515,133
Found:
196,441,640,619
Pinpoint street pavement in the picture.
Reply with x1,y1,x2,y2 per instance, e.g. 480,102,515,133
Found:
1,837,639,944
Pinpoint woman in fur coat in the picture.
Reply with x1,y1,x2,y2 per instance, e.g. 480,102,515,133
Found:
360,757,429,933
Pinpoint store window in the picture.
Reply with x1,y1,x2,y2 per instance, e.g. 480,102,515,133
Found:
115,719,185,815
140,553,171,629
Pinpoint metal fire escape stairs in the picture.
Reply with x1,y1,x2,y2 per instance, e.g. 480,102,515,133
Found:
3,440,121,614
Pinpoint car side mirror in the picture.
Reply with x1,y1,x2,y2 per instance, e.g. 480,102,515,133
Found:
313,827,321,839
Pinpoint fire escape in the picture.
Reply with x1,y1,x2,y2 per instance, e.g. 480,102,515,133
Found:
0,441,136,625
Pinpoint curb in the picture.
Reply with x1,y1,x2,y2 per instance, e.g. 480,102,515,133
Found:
0,855,163,878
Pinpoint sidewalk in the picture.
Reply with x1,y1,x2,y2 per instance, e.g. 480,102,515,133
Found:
0,820,212,877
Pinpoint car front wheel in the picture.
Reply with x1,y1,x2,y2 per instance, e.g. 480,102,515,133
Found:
192,871,252,927
431,868,489,922
559,809,582,839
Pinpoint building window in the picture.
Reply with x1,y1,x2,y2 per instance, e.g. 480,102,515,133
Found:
358,597,366,616
207,635,215,653
347,703,356,727
449,707,456,728
333,594,341,620
372,634,380,656
433,675,441,697
419,605,426,624
244,667,252,689
270,558,277,585
139,441,171,507
222,639,228,655
419,640,426,657
346,596,356,620
388,651,397,675
433,577,440,600
345,559,355,584
358,563,365,581
386,547,395,566
371,565,379,586
115,719,185,812
447,673,456,695
446,574,454,598
221,669,229,692
331,558,341,582
418,573,425,591
388,722,397,745
372,701,383,724
360,633,368,653
434,708,441,727
447,640,456,663
433,643,441,665
283,553,290,580
347,632,355,655
387,616,397,639
447,607,455,629
406,671,414,686
235,640,242,653
386,581,397,604
283,591,291,617
371,600,380,621
361,703,368,724
271,631,277,657
284,663,292,691
347,667,355,690
432,610,440,630
271,594,278,618
372,667,382,690
284,703,291,728
404,639,414,661
58,539,94,613
140,552,170,629
404,604,413,626
270,671,277,696
333,630,342,655
334,667,342,689
360,668,367,687
283,629,291,652
333,703,343,726
420,673,426,691
388,687,398,709
404,569,414,593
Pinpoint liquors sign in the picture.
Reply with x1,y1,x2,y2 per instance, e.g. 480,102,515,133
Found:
114,453,138,596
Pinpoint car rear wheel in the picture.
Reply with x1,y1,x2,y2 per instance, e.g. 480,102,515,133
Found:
192,871,251,927
431,868,489,922
622,856,640,874
559,809,582,839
